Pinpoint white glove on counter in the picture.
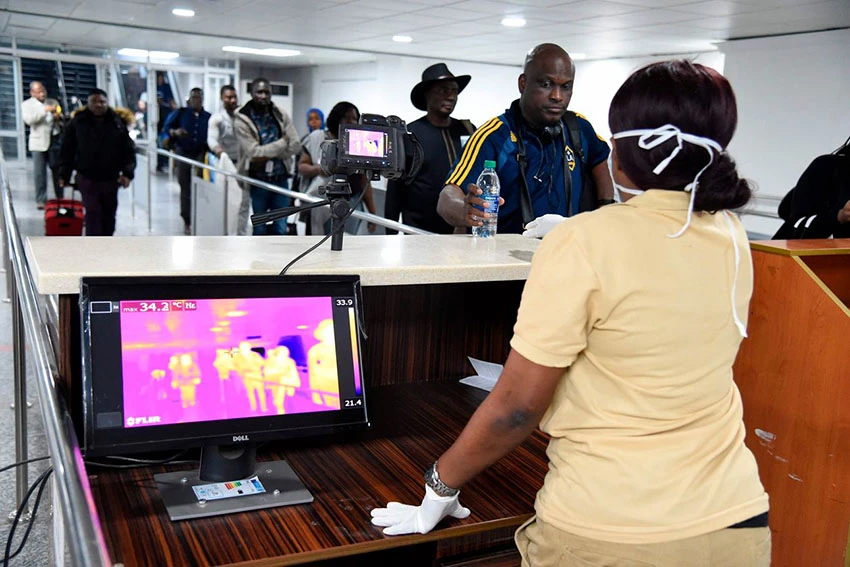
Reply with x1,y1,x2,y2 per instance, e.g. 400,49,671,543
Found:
370,485,471,535
522,214,567,239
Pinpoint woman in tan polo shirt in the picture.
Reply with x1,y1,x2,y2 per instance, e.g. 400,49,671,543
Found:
372,60,770,566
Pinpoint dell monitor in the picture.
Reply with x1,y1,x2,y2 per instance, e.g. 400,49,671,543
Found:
80,275,369,520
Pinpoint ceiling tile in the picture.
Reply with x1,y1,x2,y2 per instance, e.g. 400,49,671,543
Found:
609,0,700,6
446,0,528,14
46,19,99,38
345,0,435,10
407,5,503,20
631,22,728,39
579,8,701,29
6,26,48,38
8,13,56,29
667,0,765,17
70,1,153,23
530,1,648,20
9,0,77,16
238,0,339,14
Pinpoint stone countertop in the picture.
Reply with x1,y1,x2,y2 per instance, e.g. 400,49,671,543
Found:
25,234,540,295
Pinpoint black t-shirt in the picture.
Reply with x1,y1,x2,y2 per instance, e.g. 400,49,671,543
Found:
385,117,474,234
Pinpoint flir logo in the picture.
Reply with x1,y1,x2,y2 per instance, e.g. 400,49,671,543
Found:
126,415,161,427
232,435,250,443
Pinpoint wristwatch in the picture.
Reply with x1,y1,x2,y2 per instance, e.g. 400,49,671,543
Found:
424,461,460,497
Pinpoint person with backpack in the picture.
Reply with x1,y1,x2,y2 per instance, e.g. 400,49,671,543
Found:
437,44,614,235
160,87,210,235
58,88,136,236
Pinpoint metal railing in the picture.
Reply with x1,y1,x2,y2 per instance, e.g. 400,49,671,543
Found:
134,143,433,236
1,164,113,566
139,145,784,228
740,194,782,220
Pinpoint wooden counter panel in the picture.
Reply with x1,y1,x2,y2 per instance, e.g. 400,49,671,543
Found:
361,281,523,387
89,382,547,566
800,254,850,311
734,250,850,564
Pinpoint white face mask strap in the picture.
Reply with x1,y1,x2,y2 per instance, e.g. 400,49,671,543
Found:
611,124,723,237
722,211,748,338
613,124,684,174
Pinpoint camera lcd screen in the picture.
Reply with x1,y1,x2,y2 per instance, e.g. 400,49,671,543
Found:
347,129,388,158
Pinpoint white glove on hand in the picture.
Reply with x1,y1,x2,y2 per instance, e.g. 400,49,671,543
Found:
370,485,471,535
522,214,567,239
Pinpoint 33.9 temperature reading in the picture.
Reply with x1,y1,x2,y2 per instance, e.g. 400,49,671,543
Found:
335,298,354,306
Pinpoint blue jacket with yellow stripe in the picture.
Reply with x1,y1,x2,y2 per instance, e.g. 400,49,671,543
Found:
446,99,609,234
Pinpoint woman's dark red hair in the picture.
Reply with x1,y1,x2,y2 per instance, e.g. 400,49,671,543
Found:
609,60,752,211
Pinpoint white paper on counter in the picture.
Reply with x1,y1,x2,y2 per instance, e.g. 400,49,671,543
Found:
458,356,504,392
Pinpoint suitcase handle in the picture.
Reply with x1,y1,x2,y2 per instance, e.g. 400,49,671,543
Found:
60,181,81,197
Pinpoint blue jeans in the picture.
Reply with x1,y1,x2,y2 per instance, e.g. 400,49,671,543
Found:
250,178,290,235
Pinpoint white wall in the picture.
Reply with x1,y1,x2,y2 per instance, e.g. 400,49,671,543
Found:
724,29,850,200
570,52,725,140
245,56,522,138
242,51,725,140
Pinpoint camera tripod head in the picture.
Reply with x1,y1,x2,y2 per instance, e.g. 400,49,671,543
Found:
250,174,363,251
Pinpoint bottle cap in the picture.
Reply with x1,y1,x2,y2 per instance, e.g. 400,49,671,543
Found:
483,160,496,169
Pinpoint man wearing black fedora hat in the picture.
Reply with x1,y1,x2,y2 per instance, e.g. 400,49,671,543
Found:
385,63,476,234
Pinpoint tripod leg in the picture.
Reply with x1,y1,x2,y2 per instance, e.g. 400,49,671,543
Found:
329,199,350,251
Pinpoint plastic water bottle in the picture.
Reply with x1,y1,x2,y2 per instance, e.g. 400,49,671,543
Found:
472,160,500,238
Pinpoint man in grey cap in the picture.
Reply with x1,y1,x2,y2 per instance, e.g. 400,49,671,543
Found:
384,63,475,233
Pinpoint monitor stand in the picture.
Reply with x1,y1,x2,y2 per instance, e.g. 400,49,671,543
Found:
154,444,313,521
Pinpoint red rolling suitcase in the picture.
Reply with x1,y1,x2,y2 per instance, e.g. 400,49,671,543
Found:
45,190,84,236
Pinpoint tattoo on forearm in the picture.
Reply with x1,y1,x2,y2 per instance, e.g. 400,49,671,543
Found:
497,409,532,431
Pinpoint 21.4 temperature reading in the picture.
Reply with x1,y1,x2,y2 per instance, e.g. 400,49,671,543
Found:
335,298,354,306
343,398,363,408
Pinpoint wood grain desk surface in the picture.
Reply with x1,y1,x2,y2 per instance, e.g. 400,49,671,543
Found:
88,382,548,567
750,238,850,256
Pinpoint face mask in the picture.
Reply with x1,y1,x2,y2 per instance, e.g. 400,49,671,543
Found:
607,153,644,203
609,124,746,337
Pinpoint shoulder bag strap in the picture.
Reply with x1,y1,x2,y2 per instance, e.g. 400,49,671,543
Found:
512,107,535,226
563,111,591,214
563,111,586,167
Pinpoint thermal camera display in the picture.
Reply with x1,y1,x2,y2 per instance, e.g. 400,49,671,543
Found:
118,296,344,428
347,129,387,158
